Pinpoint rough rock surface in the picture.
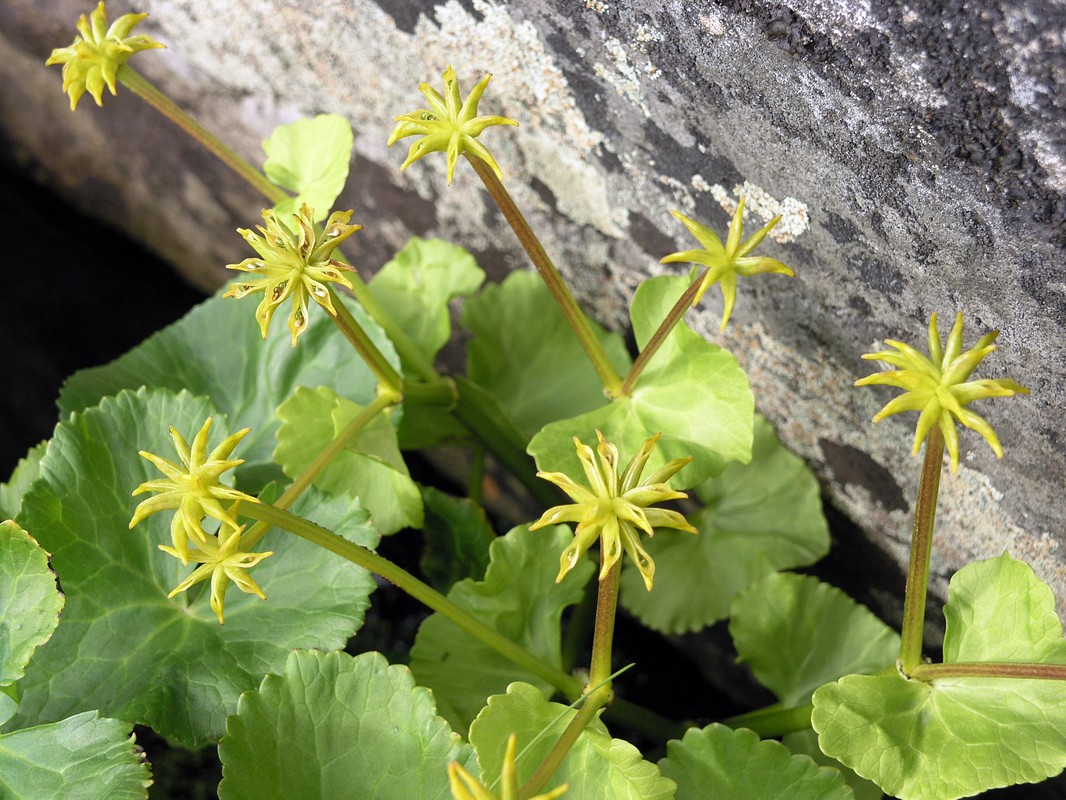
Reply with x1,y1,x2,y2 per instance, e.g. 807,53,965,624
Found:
3,0,1064,625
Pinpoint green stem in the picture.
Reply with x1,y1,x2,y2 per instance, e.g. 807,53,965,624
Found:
240,502,585,700
899,427,944,674
911,662,1066,681
466,156,624,397
721,702,813,737
588,560,621,691
519,693,603,799
241,393,397,550
118,66,287,205
326,287,405,396
619,268,707,396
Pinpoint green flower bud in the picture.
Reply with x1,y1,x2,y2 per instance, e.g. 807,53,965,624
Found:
530,432,696,591
388,65,519,184
46,1,164,110
856,312,1028,471
661,197,795,330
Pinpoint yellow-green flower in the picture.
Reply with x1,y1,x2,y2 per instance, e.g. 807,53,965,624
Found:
225,204,360,346
661,197,795,330
46,1,164,111
448,734,568,800
130,418,257,564
388,65,519,184
856,312,1028,471
160,527,272,625
530,432,696,591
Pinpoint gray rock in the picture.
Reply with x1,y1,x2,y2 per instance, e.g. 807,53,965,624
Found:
5,0,1064,626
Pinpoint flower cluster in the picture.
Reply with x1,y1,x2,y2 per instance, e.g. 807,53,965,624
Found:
46,1,164,110
129,418,271,623
661,197,794,330
856,312,1028,471
530,432,696,591
225,204,361,346
388,65,518,184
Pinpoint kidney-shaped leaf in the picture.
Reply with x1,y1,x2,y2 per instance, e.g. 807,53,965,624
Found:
470,682,675,800
58,289,395,473
262,114,353,220
0,711,151,800
8,388,378,747
218,650,472,800
812,553,1066,800
620,416,828,634
529,275,752,490
410,525,594,733
659,723,853,800
729,572,899,706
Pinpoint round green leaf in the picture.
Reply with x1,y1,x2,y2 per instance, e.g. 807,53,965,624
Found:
371,237,486,368
812,553,1066,800
620,415,829,633
274,386,422,535
469,682,675,800
58,288,395,473
529,275,753,490
218,650,472,800
0,711,151,800
0,442,46,520
262,114,353,220
410,525,594,733
464,271,631,439
8,388,378,747
0,521,63,695
729,572,899,706
659,723,853,800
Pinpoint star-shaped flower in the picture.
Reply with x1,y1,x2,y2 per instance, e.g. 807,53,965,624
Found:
388,65,519,184
855,312,1028,471
661,197,795,330
46,1,165,111
130,418,258,564
448,734,568,800
224,204,360,346
160,527,272,625
530,432,696,591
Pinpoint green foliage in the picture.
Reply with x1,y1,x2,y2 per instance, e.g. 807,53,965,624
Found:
464,271,631,439
528,275,753,490
370,237,486,368
58,288,397,471
274,386,423,535
469,682,675,799
0,711,151,800
262,114,354,220
7,388,378,748
218,650,473,799
620,416,829,633
419,486,495,592
0,442,46,520
410,525,594,732
813,554,1066,800
659,724,853,799
730,572,899,706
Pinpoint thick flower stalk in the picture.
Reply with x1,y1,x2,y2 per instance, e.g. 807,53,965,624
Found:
530,432,696,591
388,65,518,184
448,734,568,800
129,417,258,564
661,197,795,330
225,204,361,346
160,526,272,625
46,1,164,110
856,311,1028,471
